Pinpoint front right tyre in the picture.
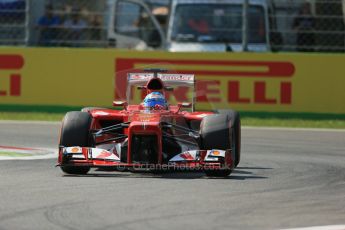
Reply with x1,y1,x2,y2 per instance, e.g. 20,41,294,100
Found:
59,111,92,175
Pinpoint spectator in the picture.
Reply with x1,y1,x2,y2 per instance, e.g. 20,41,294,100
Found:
293,2,315,52
88,14,102,42
0,0,26,23
152,6,168,30
63,7,87,47
36,4,61,46
137,12,157,46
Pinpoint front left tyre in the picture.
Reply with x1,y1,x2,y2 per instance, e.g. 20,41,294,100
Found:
59,111,92,175
199,110,241,177
217,110,241,167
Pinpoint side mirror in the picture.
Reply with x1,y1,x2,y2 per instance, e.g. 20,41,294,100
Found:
113,101,128,110
270,31,283,52
178,102,192,108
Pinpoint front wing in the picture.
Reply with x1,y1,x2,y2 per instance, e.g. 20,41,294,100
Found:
57,147,234,171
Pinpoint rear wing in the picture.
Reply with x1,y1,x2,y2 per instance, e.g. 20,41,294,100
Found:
127,73,195,86
126,72,196,112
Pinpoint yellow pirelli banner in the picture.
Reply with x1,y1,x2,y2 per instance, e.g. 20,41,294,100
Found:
0,48,344,114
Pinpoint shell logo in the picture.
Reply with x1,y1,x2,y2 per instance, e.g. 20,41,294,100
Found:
212,150,220,156
71,147,80,153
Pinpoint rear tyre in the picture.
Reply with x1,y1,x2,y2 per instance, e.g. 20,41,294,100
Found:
60,111,92,175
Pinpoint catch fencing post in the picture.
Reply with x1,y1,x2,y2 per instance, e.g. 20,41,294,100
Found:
242,0,249,51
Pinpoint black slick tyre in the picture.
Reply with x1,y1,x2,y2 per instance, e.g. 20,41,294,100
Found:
59,111,92,175
217,110,241,167
200,113,231,150
200,110,241,177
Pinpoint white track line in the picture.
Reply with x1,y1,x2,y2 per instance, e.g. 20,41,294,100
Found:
0,120,61,125
0,147,56,160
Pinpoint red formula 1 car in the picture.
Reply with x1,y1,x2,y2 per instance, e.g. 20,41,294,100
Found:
57,69,241,177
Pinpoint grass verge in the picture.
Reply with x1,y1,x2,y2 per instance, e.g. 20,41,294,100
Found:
0,112,65,121
239,111,345,129
0,105,344,129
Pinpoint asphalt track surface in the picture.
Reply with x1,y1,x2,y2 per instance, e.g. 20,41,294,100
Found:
0,121,344,230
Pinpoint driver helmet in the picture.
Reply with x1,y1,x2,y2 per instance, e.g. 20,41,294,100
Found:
143,92,167,110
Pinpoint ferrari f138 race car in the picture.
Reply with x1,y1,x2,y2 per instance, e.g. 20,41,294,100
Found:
57,69,241,177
